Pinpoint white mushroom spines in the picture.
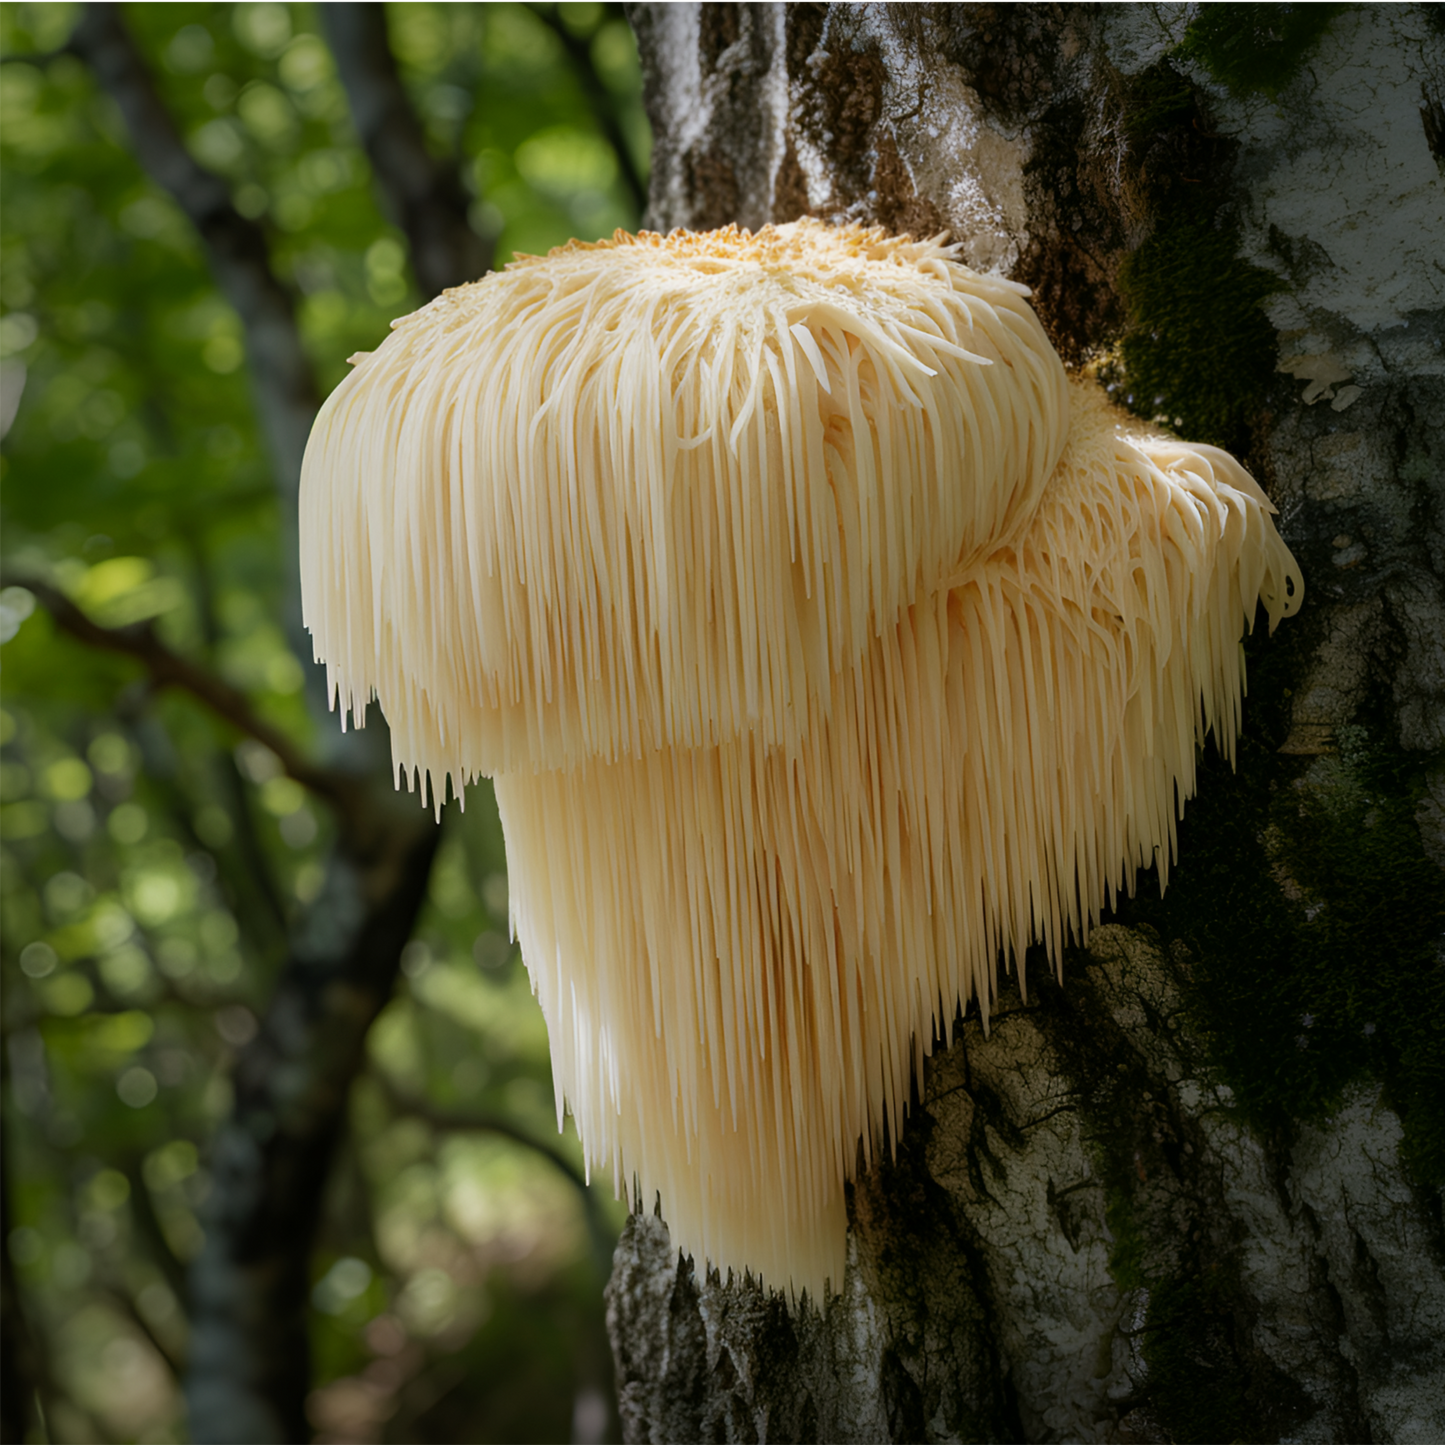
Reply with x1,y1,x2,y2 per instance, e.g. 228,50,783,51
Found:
298,220,1303,1302
300,221,1070,784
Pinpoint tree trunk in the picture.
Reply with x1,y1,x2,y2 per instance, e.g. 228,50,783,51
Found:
1,1035,47,1444
66,9,479,1438
608,6,1445,1441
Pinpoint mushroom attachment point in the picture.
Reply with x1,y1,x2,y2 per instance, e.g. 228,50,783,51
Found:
300,220,1304,1303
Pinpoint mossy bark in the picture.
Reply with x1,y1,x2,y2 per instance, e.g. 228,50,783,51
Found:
611,6,1445,1441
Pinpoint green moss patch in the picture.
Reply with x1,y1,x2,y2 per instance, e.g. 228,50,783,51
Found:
1176,4,1347,100
1121,712,1445,1188
1115,214,1281,448
1143,1273,1252,1442
1093,59,1289,451
1142,1271,1315,1444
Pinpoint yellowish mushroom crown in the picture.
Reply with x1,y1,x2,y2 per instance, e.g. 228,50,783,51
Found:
300,221,1069,790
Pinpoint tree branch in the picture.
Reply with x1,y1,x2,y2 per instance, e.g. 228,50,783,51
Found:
171,539,293,934
378,1076,617,1276
2,574,357,824
96,1280,187,1379
65,4,417,782
67,6,318,502
320,4,491,297
0,47,70,67
380,1080,590,1197
66,2,326,713
118,1159,192,1305
530,3,648,217
64,14,451,1442
213,753,291,942
190,814,440,1443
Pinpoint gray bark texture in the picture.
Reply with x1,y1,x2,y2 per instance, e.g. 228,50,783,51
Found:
608,6,1445,1442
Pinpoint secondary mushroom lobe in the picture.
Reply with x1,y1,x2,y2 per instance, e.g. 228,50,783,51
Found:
495,377,1302,1297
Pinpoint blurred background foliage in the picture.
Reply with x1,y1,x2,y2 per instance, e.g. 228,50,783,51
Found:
0,4,648,1440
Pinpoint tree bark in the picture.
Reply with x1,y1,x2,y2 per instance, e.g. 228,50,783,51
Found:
184,818,441,1444
609,6,1445,1441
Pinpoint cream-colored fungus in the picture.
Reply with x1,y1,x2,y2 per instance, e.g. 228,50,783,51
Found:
299,223,1302,1304
300,221,1069,786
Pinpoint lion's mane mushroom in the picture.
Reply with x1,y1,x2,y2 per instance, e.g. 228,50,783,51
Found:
300,222,1303,1302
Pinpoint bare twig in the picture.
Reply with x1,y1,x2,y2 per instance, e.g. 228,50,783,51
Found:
529,3,648,216
321,4,492,296
118,1159,192,1304
96,1280,187,1379
380,1080,589,1196
378,1076,617,1276
0,47,70,67
2,573,357,823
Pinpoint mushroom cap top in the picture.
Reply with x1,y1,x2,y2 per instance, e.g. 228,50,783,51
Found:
299,220,1069,790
